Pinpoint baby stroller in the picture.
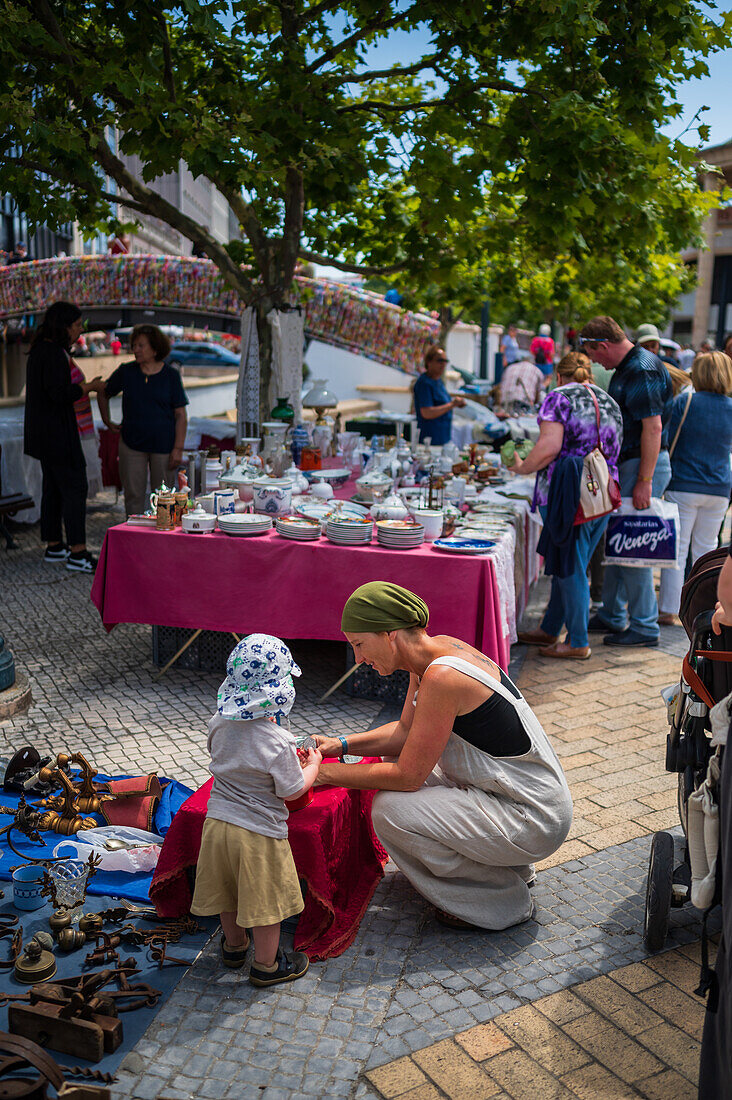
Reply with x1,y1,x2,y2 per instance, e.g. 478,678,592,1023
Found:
644,547,732,951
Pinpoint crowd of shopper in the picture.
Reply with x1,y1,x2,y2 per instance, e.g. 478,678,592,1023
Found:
500,316,732,652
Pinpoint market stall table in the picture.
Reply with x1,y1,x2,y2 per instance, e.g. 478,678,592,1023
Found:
150,772,388,961
91,524,512,666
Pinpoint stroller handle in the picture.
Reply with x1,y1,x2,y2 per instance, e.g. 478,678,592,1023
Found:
691,609,715,651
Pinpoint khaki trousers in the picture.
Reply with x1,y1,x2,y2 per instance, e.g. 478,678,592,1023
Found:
118,437,173,518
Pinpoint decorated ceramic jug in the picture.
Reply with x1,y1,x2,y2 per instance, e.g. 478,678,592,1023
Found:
150,484,176,530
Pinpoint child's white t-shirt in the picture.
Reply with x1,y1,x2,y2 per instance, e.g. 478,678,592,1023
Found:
205,712,304,838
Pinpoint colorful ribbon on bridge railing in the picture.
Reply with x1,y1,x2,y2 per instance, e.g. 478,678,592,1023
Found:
0,255,440,374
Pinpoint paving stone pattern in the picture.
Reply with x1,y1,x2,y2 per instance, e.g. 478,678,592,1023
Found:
0,498,712,1099
366,940,715,1100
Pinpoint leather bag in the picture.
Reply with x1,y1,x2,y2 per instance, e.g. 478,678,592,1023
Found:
574,383,621,525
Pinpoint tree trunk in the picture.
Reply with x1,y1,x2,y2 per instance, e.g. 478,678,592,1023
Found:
256,298,275,429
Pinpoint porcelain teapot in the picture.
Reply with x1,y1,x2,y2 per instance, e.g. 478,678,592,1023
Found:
355,469,393,502
370,492,410,522
283,464,309,495
218,462,259,501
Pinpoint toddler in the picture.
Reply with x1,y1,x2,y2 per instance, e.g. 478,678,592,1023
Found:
191,634,321,986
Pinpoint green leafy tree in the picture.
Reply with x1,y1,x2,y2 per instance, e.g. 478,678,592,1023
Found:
0,1,727,409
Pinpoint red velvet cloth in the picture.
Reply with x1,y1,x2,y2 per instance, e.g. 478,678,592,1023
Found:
149,772,388,961
98,428,123,490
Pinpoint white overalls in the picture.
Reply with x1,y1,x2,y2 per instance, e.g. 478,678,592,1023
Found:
371,656,573,929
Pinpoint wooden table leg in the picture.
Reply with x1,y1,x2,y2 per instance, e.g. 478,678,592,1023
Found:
155,628,203,679
319,662,359,703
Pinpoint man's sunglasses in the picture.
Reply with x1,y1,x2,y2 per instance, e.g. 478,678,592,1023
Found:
577,337,606,348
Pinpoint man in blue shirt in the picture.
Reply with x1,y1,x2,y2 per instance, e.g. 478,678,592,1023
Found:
578,315,673,647
413,345,465,445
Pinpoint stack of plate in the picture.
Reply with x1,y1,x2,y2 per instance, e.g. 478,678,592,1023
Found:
376,520,424,549
325,516,374,545
218,514,273,537
275,516,321,541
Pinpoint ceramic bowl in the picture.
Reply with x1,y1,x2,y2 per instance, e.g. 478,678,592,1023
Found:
304,467,351,489
182,512,217,533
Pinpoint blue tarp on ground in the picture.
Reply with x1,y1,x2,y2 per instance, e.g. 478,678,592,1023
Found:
0,774,193,904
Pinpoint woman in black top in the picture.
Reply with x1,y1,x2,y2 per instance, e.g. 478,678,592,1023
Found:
97,324,188,517
314,582,572,932
23,301,103,572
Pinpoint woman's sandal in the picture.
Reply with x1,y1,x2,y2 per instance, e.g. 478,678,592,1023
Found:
434,907,486,932
221,933,250,968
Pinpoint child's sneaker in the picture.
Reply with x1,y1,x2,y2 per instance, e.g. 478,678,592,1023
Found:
221,934,249,969
249,948,309,987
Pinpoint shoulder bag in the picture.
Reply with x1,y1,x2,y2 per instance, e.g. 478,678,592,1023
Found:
668,386,693,459
574,383,622,525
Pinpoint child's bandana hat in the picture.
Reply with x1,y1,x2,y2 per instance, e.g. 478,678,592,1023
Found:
218,634,301,720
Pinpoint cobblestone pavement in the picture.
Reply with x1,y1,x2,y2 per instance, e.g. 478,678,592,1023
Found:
0,496,715,1099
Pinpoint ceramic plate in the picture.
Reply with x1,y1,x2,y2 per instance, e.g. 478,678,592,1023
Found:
277,516,321,529
375,520,424,530
432,537,495,555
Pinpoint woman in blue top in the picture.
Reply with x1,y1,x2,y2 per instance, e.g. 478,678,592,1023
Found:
413,345,465,445
97,325,188,517
658,351,732,623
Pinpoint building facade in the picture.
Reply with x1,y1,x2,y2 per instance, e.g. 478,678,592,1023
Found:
671,139,732,348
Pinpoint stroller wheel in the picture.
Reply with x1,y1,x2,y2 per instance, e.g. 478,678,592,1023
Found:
644,831,674,952
677,774,687,836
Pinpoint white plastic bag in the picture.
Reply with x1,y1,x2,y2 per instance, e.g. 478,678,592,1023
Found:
603,497,679,568
53,825,163,873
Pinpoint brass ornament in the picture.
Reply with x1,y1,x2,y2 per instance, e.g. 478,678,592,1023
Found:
48,911,72,933
56,928,86,952
15,934,56,983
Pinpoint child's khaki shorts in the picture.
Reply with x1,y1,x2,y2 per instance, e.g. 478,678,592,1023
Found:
191,817,304,928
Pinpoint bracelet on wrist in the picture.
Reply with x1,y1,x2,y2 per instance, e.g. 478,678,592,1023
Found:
638,476,653,483
337,735,349,759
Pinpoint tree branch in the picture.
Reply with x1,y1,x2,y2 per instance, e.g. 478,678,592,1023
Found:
91,131,254,297
306,9,410,73
337,76,539,115
153,8,177,103
297,0,344,29
299,248,412,276
332,54,445,84
30,0,75,65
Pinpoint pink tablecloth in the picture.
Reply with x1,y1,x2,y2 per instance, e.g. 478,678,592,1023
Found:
90,525,510,667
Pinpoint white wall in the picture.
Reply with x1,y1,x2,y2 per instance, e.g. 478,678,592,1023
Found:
305,341,414,414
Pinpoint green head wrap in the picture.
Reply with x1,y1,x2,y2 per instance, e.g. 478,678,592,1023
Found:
341,582,429,634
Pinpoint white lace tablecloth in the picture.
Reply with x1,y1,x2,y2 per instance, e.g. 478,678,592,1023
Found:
0,409,40,523
0,407,102,524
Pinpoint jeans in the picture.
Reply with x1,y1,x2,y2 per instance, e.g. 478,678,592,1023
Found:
540,511,609,648
40,458,88,547
597,452,672,638
658,490,729,615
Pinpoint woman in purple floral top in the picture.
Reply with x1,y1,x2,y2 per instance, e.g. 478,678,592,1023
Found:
511,353,623,659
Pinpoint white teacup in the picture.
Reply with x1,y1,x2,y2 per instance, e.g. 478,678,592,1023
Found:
411,508,444,542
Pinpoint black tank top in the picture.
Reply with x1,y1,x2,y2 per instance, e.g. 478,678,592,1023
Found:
452,668,530,756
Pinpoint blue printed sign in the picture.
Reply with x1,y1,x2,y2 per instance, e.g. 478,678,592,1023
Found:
604,512,678,568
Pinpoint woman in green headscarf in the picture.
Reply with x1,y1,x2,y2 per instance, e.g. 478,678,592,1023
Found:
315,581,572,931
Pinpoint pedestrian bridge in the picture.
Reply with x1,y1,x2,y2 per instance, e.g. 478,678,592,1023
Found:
0,255,439,375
